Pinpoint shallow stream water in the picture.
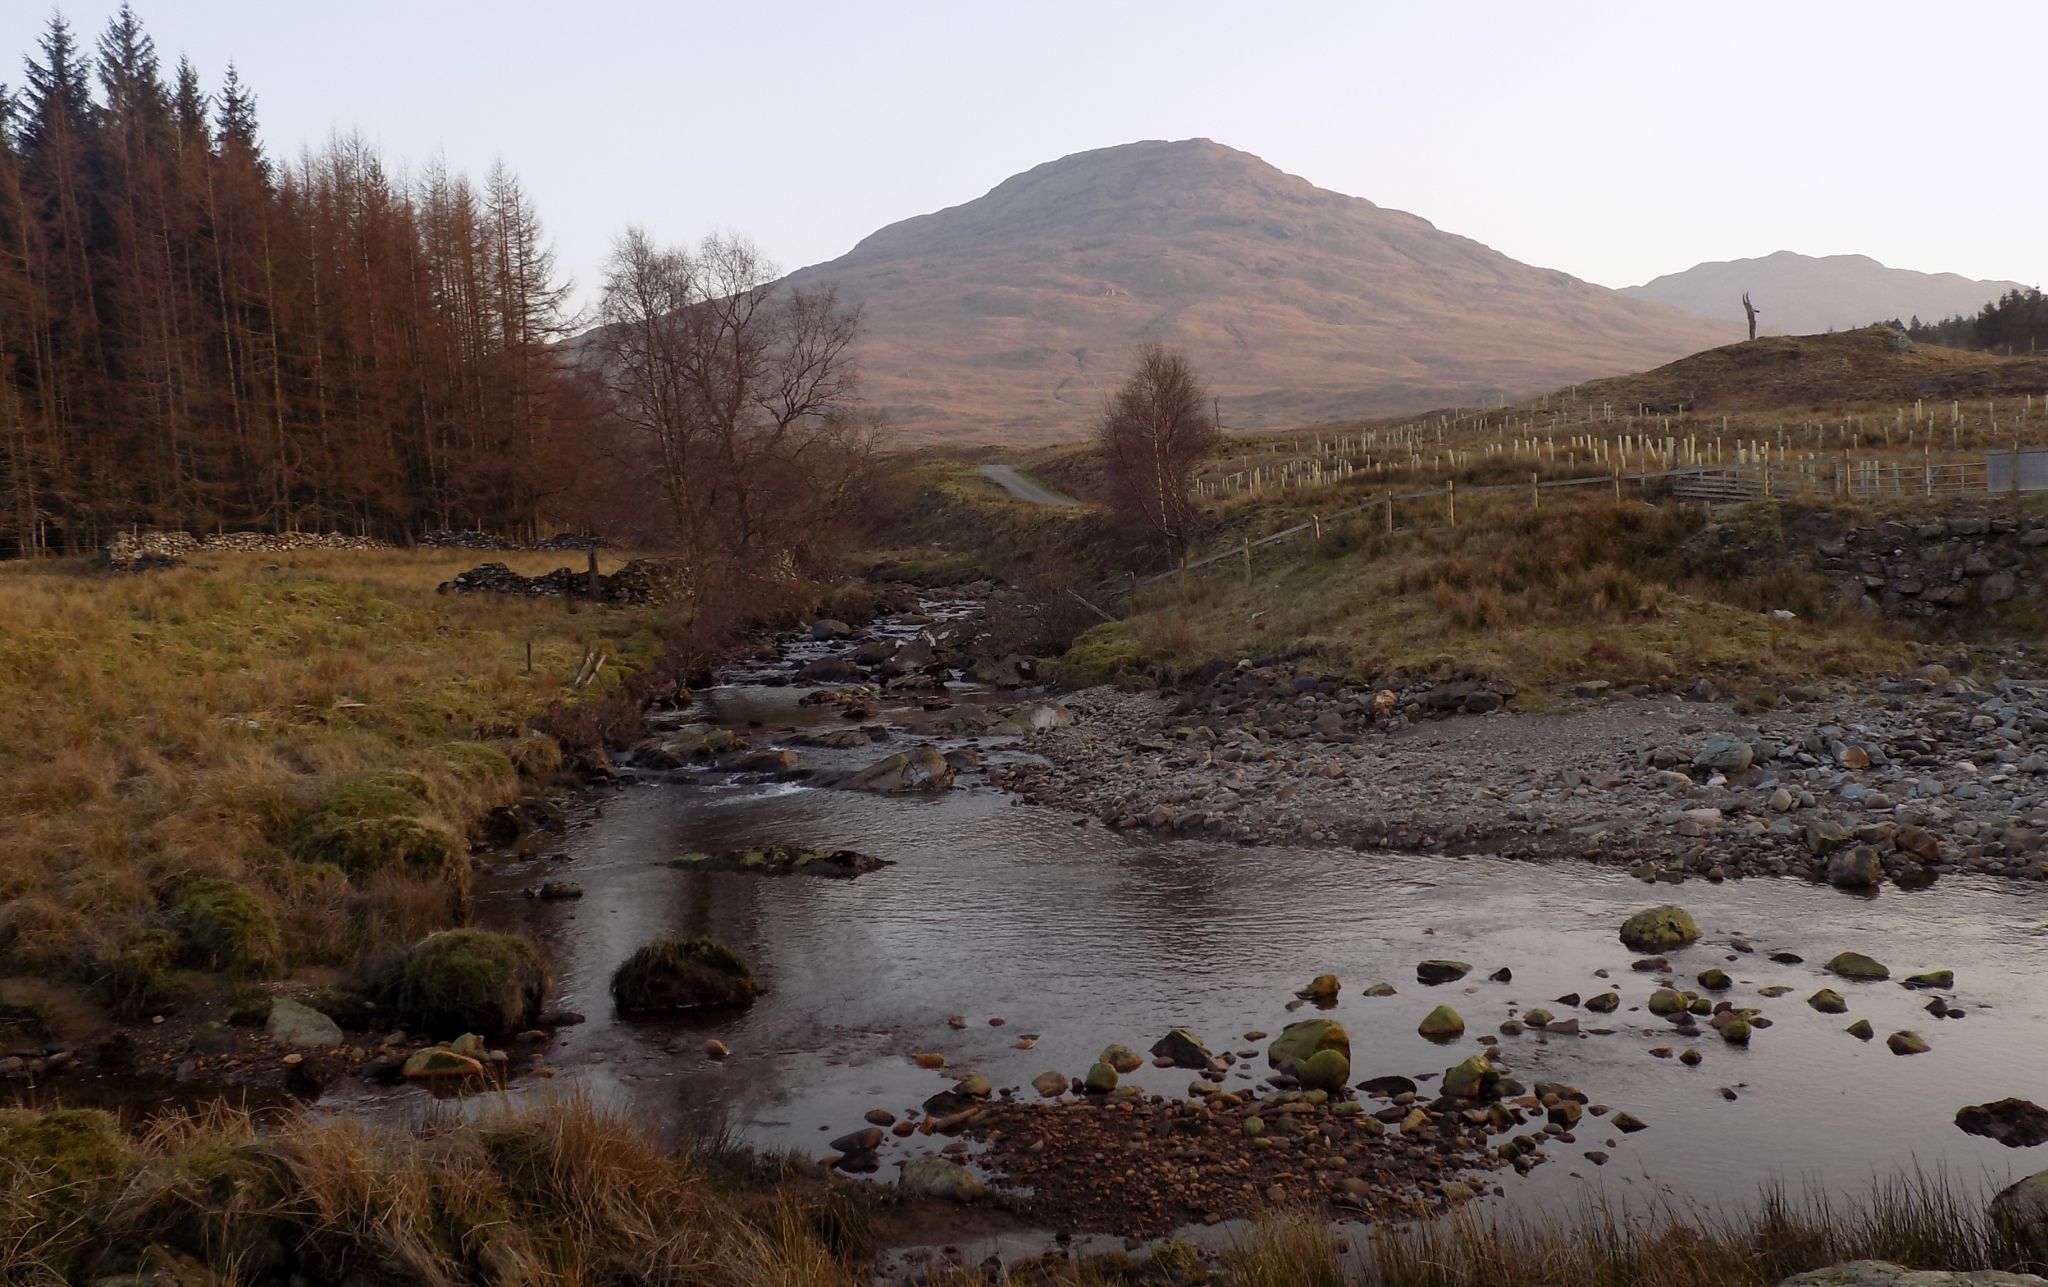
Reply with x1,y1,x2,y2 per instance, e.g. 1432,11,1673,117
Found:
351,608,2048,1235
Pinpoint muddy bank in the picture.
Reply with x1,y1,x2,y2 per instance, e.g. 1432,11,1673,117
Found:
996,664,2048,886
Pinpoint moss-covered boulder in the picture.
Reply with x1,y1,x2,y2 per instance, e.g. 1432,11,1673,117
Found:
287,772,467,892
1696,968,1731,991
1298,1047,1351,1092
1808,988,1848,1014
1099,1044,1144,1074
1418,1005,1465,1041
1416,960,1471,984
1826,951,1890,981
364,929,551,1036
1442,1054,1501,1099
1083,1061,1119,1094
168,878,282,978
1298,973,1340,1002
1266,1018,1349,1075
1619,905,1700,953
609,937,757,1014
1647,988,1687,1016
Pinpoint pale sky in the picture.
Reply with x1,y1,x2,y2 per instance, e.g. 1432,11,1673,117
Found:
7,1,2044,319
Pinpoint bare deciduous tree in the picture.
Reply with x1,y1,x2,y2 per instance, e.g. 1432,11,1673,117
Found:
1097,341,1218,559
591,229,874,574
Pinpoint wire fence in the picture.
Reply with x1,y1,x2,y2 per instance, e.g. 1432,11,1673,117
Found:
1141,447,2048,590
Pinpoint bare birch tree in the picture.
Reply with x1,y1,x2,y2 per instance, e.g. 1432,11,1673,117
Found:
1097,342,1218,559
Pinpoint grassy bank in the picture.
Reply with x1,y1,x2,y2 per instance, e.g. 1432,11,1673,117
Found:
0,548,683,1025
1055,493,2048,695
0,1093,2039,1285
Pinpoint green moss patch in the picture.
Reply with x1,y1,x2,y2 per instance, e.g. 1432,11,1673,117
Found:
362,930,551,1037
168,878,282,978
287,772,467,892
610,938,758,1014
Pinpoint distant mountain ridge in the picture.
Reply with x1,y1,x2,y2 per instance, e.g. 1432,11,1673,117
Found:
1625,251,2027,336
778,139,1738,441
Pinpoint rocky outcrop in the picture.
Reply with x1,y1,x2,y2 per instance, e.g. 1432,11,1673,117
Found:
1816,512,2048,618
1779,1264,2045,1285
437,558,692,605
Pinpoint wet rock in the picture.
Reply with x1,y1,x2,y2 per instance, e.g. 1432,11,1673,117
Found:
1362,981,1397,997
1957,1098,2048,1148
1619,905,1701,953
1488,967,1513,983
810,619,853,641
1150,1028,1214,1069
1905,970,1955,990
845,746,955,793
1083,1062,1119,1094
1847,1019,1875,1041
1267,1019,1350,1074
610,937,757,1013
1827,951,1891,982
1693,735,1755,773
534,879,584,900
1418,1005,1465,1041
830,1127,885,1153
1099,1044,1144,1074
1585,992,1621,1013
1718,1016,1752,1045
1809,988,1848,1014
1298,1047,1351,1092
1442,1054,1501,1100
1806,819,1853,856
1416,960,1472,985
667,846,889,879
1358,1075,1417,1098
1827,846,1885,890
1613,1112,1648,1133
1522,1008,1555,1027
1697,968,1732,991
402,1047,485,1080
1887,1031,1930,1055
1298,973,1341,1002
1031,1071,1068,1098
898,1155,990,1203
1647,989,1687,1016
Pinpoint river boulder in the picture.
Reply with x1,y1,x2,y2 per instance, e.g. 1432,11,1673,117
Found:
1416,960,1471,984
1418,1005,1464,1041
845,746,955,793
1099,1044,1144,1074
1958,1099,2048,1148
265,997,342,1048
1083,1061,1118,1094
1993,1170,2048,1262
1298,1048,1351,1092
1827,846,1885,890
1827,951,1890,981
1441,1054,1501,1099
1149,1028,1213,1069
610,937,757,1013
1298,973,1340,1002
361,929,552,1037
1619,905,1701,952
1266,1018,1349,1075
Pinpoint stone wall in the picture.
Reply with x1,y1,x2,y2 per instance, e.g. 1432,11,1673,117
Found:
1819,511,2048,617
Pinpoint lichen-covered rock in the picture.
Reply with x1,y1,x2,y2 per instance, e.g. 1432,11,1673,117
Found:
1418,1005,1465,1040
1266,1018,1349,1075
1099,1044,1143,1074
265,996,341,1048
1620,905,1701,952
1298,973,1340,1002
898,1155,989,1203
1827,951,1890,981
1415,960,1471,984
1441,1054,1501,1099
1083,1061,1118,1094
1298,1048,1351,1092
1808,988,1848,1014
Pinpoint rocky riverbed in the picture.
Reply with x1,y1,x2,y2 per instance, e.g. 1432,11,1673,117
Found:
995,663,2048,886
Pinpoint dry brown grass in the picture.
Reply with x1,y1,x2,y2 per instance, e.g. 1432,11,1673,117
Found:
0,548,667,1000
0,1094,873,1286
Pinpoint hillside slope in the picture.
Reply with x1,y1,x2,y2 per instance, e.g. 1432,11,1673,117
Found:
1626,251,2025,336
783,139,1738,442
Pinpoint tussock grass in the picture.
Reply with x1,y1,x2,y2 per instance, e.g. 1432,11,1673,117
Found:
1083,495,1925,691
0,548,664,997
0,1095,877,1286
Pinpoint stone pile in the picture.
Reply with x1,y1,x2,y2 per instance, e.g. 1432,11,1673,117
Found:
437,557,691,605
106,529,389,569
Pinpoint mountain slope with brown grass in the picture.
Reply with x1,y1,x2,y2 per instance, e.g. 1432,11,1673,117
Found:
784,139,1738,442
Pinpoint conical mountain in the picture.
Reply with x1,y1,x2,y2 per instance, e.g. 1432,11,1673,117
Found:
783,138,1739,440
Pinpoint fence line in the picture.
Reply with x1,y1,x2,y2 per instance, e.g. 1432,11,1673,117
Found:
1141,448,2048,589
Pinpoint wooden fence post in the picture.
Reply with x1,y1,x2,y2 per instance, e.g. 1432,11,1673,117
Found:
1446,479,1456,527
1531,472,1540,510
1242,536,1252,583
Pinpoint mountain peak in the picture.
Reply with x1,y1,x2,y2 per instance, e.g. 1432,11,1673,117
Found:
783,141,1737,441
